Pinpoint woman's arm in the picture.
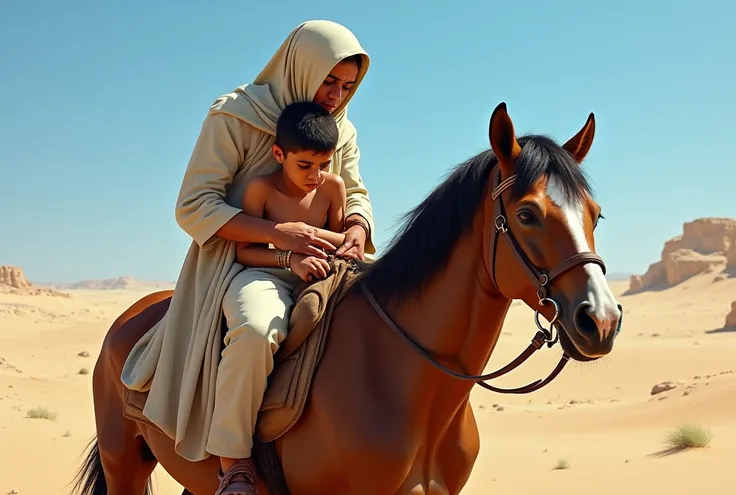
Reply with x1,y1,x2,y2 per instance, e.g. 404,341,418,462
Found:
175,112,279,249
336,123,376,255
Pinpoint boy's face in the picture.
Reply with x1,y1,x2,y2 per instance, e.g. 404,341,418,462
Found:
272,145,334,193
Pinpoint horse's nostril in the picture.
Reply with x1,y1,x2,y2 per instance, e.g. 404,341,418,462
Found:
574,302,599,337
614,303,624,335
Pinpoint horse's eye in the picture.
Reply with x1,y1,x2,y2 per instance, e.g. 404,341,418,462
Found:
517,211,536,225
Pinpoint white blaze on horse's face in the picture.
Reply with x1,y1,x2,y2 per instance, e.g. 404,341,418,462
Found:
545,176,622,335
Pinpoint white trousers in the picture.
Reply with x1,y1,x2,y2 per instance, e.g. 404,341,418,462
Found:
205,266,300,459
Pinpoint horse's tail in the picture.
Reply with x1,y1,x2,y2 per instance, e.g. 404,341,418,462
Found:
70,437,107,495
69,437,155,495
252,436,291,495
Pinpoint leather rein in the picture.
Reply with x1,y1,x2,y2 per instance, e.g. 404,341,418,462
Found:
360,168,607,394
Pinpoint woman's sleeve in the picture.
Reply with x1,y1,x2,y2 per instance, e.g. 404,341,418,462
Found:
175,112,247,249
339,129,377,254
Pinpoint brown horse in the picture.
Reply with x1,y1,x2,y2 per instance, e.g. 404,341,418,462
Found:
71,102,622,495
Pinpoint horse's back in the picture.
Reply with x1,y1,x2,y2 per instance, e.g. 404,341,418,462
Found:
101,289,173,375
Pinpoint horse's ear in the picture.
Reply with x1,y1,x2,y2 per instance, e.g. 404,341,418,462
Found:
489,102,521,174
562,113,596,163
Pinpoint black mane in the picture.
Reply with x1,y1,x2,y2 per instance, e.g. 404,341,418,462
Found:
361,134,593,303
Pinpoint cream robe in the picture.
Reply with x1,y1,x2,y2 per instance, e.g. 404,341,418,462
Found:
120,20,375,462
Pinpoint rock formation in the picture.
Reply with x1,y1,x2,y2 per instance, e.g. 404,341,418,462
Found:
45,276,174,290
57,276,139,290
0,265,70,297
725,301,736,328
628,218,736,293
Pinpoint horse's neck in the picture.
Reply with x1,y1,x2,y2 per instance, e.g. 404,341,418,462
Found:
386,229,511,388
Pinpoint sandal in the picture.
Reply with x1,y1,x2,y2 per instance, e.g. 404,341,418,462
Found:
215,459,259,495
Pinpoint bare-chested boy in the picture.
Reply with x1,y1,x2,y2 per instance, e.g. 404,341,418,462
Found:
235,101,347,282
212,102,349,490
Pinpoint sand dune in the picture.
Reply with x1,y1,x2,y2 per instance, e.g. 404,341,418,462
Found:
1,268,734,494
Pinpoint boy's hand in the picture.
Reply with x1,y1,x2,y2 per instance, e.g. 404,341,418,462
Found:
289,253,331,283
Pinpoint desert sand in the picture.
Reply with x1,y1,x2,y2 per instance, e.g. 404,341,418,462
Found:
1,219,735,494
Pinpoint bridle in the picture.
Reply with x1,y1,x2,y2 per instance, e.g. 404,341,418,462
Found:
360,166,607,394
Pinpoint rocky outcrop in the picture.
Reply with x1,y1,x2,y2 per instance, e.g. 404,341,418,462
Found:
62,276,140,290
0,265,70,297
725,301,736,328
628,218,736,293
44,276,174,291
0,265,33,290
727,242,736,267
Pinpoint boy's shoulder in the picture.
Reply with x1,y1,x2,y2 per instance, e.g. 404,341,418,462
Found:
320,173,346,191
247,172,279,192
318,174,346,202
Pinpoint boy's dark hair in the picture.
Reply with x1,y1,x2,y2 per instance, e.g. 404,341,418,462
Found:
274,101,339,155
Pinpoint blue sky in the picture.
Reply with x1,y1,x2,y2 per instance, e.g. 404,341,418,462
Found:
1,0,734,282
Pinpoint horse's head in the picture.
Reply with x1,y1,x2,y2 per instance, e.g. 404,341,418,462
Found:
485,102,622,362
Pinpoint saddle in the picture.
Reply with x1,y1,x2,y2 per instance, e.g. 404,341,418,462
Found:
123,257,365,443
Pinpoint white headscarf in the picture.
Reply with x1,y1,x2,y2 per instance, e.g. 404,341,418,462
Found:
212,20,370,147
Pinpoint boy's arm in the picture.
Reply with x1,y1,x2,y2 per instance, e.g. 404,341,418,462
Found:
313,175,347,248
236,179,284,268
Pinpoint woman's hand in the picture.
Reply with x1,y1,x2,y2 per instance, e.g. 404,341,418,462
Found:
273,222,336,258
289,253,331,282
335,224,367,261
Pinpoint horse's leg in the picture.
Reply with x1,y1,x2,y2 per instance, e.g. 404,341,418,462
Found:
92,337,158,494
143,424,278,494
71,348,157,494
71,291,174,495
140,425,222,494
433,401,481,495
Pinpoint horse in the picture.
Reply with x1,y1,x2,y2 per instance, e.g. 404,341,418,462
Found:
71,102,623,495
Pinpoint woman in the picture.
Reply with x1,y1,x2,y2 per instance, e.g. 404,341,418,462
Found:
120,20,375,495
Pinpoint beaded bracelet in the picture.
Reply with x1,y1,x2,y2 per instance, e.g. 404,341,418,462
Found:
275,249,292,270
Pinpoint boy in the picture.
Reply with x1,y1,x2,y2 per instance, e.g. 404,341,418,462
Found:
235,101,348,282
213,101,349,493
